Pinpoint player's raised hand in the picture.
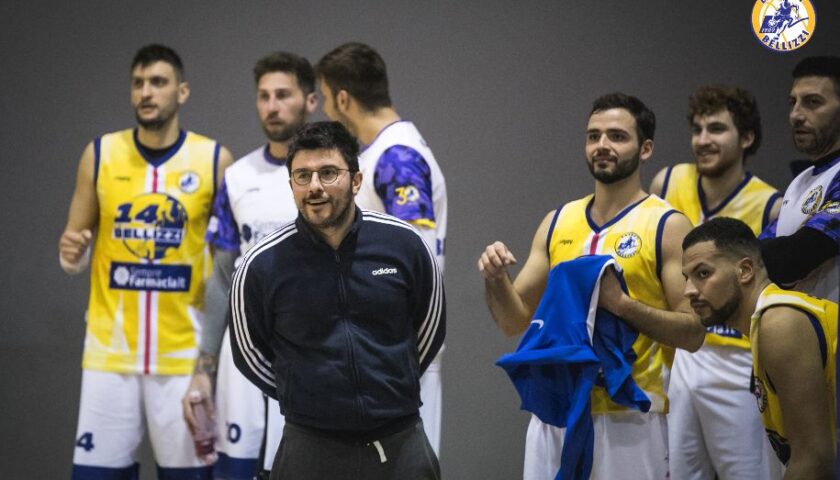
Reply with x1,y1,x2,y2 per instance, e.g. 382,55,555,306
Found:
478,241,517,280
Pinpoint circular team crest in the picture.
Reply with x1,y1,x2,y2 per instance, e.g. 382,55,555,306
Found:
614,232,642,258
751,0,816,52
801,185,822,214
113,266,131,286
113,193,189,261
179,171,200,194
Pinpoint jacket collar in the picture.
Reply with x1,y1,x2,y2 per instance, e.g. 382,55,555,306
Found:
295,205,364,249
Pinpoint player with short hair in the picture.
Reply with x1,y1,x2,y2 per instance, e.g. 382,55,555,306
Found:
59,44,233,479
682,217,836,479
650,84,782,479
479,93,704,479
760,56,840,303
181,51,317,480
316,42,448,454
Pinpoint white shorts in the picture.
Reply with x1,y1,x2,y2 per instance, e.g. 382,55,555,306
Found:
523,411,668,480
72,369,209,476
668,345,782,480
214,328,267,478
419,350,443,456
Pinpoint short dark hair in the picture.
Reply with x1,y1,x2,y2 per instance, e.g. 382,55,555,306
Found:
687,85,762,158
132,44,184,81
316,42,392,112
682,217,762,264
253,52,315,96
287,121,360,172
793,56,840,97
591,92,656,142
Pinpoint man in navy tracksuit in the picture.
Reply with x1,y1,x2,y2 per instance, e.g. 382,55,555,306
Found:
229,121,445,480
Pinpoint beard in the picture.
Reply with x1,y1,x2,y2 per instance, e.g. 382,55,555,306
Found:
694,150,740,178
698,279,743,328
261,104,307,143
792,111,840,157
301,188,355,231
135,103,177,131
588,151,640,184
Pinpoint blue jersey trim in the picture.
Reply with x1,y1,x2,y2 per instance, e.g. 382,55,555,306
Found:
804,310,828,367
132,129,187,168
698,172,753,218
545,206,564,257
660,165,673,197
93,137,102,188
262,144,286,166
762,192,782,231
655,210,679,280
584,195,650,233
212,142,221,199
72,462,140,480
812,150,840,175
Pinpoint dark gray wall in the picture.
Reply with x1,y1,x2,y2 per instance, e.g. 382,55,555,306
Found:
1,1,837,478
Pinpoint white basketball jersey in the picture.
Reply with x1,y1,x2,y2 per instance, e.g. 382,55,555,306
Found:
775,159,840,301
225,146,298,258
356,121,448,271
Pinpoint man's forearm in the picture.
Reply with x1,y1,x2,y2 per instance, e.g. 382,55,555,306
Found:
484,277,532,337
199,249,237,356
193,350,218,377
612,296,704,352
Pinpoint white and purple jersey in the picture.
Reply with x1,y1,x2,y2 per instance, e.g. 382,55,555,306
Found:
760,153,840,301
206,145,298,258
356,121,447,271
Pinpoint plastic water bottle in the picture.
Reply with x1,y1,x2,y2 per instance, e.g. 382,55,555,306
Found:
192,401,218,464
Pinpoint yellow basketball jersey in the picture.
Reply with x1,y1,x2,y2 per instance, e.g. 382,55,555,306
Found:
662,163,780,349
85,128,219,375
750,284,837,464
547,194,678,413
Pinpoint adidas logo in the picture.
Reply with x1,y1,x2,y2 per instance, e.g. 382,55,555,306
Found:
372,267,398,276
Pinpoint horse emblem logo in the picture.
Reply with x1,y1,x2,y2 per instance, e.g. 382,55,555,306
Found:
751,0,816,52
614,232,642,258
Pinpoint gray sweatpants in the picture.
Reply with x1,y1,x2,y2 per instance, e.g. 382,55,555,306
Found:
270,418,441,480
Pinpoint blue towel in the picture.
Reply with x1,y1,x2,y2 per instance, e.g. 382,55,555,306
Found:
496,255,650,480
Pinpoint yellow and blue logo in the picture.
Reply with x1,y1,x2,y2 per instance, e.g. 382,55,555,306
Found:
751,0,816,52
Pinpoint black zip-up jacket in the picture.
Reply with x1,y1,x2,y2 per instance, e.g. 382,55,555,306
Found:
229,207,445,433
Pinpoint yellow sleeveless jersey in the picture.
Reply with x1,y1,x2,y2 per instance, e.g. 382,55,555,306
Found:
750,284,837,464
662,163,780,349
547,194,679,413
85,128,219,375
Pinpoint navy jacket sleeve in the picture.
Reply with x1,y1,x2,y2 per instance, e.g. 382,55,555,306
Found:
412,232,445,374
228,253,278,399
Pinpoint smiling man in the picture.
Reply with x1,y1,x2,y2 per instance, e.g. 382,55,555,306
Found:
59,44,233,479
479,93,703,479
650,85,782,480
682,217,837,479
229,121,445,480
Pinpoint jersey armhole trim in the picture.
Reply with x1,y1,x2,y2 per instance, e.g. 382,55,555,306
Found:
660,165,674,198
93,137,102,188
762,193,782,231
213,142,221,199
655,210,679,280
545,206,564,258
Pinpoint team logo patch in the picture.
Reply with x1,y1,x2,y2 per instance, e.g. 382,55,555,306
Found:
113,193,188,261
751,0,816,52
801,185,822,214
179,171,200,194
395,185,420,205
614,232,642,258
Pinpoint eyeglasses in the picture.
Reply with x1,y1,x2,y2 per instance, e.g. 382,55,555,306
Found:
290,167,353,186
